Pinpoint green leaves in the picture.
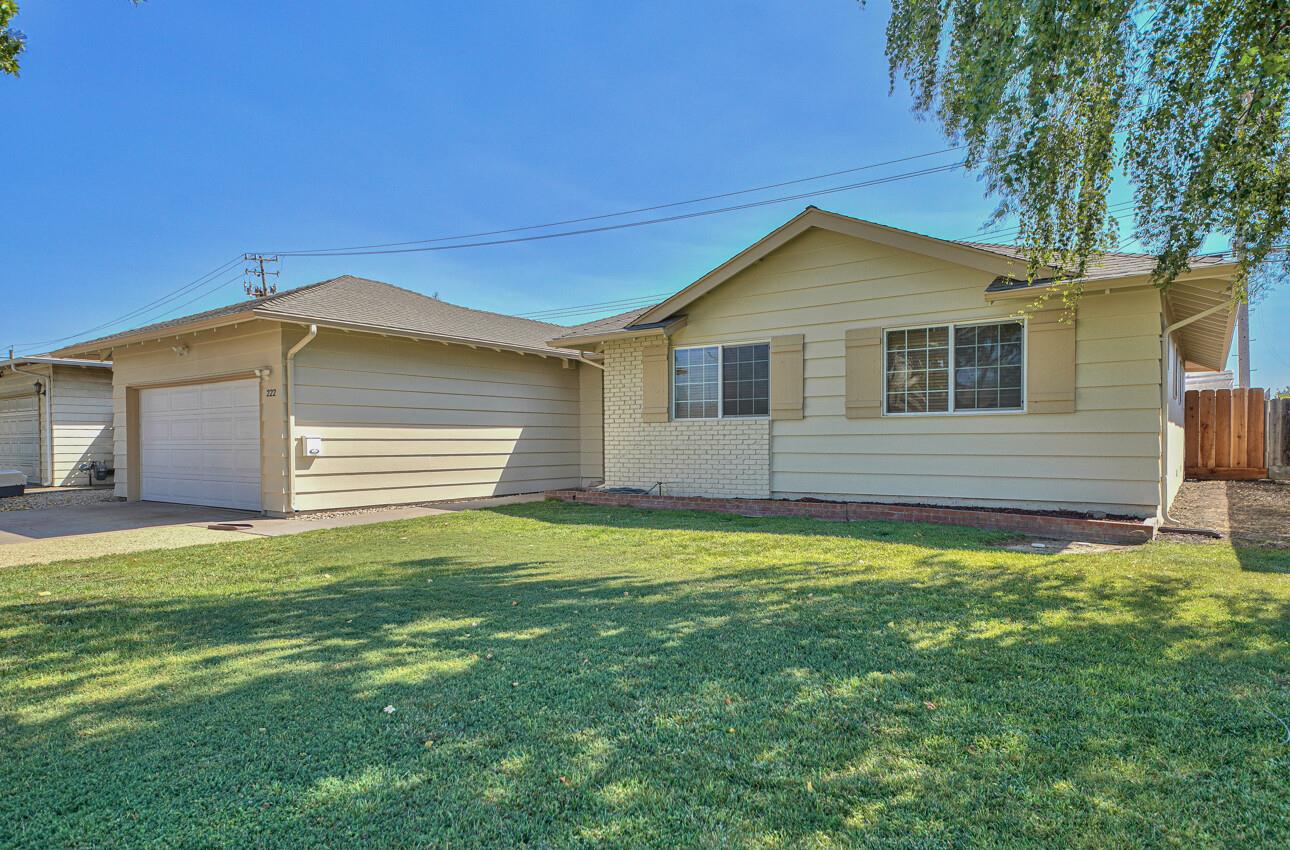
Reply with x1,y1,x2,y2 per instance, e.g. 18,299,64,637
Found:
879,0,1290,299
0,1,23,78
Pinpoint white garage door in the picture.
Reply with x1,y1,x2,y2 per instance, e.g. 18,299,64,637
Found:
139,379,261,510
0,394,40,483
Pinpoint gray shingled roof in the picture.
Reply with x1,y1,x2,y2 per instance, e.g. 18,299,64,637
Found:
60,276,578,357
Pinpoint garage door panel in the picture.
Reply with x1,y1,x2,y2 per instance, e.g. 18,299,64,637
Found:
0,394,40,482
139,379,261,510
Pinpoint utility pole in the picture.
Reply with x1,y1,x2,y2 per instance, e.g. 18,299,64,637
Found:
243,254,280,298
1236,300,1251,388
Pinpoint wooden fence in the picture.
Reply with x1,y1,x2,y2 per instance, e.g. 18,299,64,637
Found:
1269,396,1290,481
1184,388,1267,480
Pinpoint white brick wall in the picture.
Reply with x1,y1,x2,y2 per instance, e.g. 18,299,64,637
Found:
601,337,770,498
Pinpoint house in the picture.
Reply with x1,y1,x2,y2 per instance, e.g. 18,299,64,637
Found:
550,207,1239,521
54,276,603,513
0,355,114,486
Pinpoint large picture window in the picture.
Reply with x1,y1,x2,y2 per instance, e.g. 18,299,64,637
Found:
885,320,1024,414
673,343,769,419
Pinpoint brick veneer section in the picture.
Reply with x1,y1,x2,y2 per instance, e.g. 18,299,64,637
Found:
545,489,1156,545
600,337,771,499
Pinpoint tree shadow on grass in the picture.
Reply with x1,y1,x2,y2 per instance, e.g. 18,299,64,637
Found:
1,505,1288,848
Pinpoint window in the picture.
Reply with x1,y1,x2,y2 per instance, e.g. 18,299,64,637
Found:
885,326,950,413
885,320,1024,414
673,343,769,419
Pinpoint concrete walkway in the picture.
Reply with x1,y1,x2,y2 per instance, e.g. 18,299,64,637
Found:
0,494,542,567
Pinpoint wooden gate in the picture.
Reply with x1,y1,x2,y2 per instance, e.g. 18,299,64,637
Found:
1184,388,1267,480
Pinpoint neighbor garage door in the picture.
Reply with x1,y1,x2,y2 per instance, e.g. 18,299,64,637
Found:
139,379,261,510
0,394,40,483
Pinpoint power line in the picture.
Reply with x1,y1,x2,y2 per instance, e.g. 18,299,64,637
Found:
270,161,969,258
521,200,1149,322
266,147,964,255
518,292,675,319
14,269,247,359
9,255,243,352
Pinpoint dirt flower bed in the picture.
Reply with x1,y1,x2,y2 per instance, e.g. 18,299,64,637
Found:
1165,480,1290,549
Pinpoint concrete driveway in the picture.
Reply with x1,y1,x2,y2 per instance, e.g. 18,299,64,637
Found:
0,495,541,567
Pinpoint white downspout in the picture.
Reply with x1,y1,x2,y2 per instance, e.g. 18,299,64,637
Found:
285,324,318,513
8,351,51,486
1158,299,1233,525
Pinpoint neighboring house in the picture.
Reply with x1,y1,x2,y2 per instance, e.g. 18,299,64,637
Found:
0,356,114,486
1184,370,1235,391
55,277,602,514
551,207,1238,520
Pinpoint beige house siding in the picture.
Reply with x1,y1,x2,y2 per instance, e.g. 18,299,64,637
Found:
579,364,604,486
109,320,288,512
289,329,584,510
49,365,114,486
601,336,770,498
602,227,1169,515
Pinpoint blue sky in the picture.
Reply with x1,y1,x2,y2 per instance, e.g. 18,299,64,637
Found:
3,1,1286,388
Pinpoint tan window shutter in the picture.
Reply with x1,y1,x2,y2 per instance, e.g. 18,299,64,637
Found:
770,334,805,420
1026,309,1076,413
641,336,670,422
845,327,883,418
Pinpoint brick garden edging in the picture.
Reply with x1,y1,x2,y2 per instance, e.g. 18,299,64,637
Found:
544,490,1156,545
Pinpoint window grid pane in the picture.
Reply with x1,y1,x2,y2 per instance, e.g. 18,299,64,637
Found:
885,326,950,414
953,321,1024,411
673,346,720,419
721,343,769,416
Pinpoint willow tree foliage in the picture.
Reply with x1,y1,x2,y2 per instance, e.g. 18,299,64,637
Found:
877,0,1290,299
0,2,21,77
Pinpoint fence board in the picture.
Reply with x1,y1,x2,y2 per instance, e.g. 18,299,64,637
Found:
1184,388,1269,480
1270,397,1290,482
1216,389,1232,467
1199,391,1217,470
1231,390,1247,468
1247,389,1265,468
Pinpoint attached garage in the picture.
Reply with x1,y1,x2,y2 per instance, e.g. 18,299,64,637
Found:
0,356,115,487
138,379,262,510
56,276,603,515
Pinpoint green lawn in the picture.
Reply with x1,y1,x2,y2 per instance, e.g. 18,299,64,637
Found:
1,503,1287,849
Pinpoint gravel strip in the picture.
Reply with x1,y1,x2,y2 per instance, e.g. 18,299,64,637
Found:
0,489,116,512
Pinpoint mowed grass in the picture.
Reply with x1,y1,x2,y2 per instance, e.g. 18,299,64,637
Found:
1,502,1288,849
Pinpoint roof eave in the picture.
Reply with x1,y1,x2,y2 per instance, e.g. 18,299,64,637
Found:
261,312,581,360
51,310,263,359
983,262,1241,302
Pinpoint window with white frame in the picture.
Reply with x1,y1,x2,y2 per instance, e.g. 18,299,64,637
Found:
673,343,769,419
885,320,1024,414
